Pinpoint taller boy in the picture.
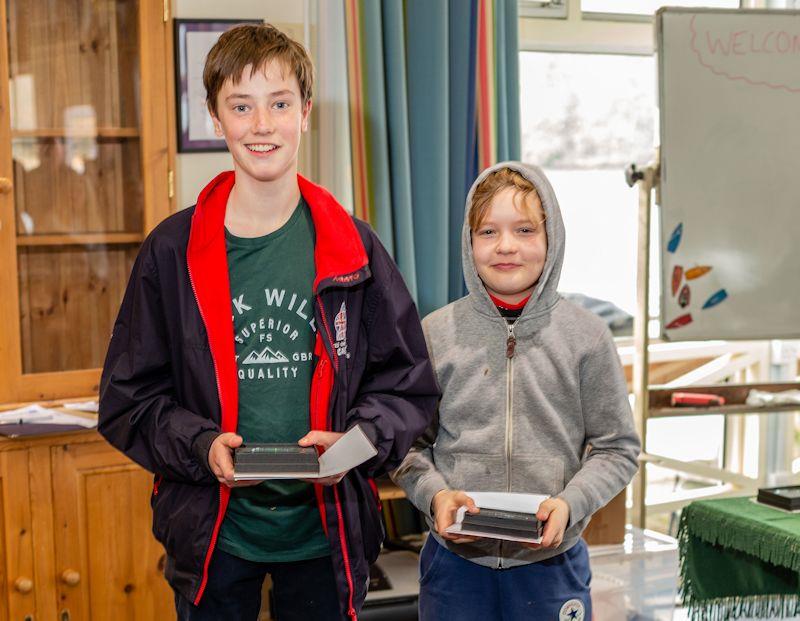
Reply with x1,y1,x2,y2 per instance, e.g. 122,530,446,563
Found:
98,24,437,621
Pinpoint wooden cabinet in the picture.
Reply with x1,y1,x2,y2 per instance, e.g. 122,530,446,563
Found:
0,0,175,404
0,432,174,621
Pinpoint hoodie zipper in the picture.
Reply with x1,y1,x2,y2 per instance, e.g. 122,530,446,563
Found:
505,322,516,490
499,321,516,569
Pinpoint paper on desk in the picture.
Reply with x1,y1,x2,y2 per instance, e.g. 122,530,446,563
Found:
0,404,97,428
445,491,549,544
63,400,99,413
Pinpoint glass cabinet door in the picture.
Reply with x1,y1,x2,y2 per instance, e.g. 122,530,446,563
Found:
0,0,173,402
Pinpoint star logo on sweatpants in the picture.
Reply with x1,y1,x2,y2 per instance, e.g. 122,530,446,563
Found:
558,599,585,621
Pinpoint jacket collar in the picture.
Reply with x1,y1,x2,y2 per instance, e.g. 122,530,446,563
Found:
189,171,369,292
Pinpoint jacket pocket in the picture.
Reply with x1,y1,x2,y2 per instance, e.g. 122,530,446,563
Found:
353,475,384,564
181,335,210,351
509,455,565,496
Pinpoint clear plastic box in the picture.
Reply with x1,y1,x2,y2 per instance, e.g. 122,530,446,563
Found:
589,527,679,621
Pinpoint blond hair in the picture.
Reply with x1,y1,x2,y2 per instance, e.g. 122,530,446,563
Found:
468,168,543,230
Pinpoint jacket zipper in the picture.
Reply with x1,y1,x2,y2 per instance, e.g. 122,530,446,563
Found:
499,322,516,569
187,261,228,605
317,295,357,619
187,263,226,432
317,296,340,372
311,352,330,537
334,485,358,619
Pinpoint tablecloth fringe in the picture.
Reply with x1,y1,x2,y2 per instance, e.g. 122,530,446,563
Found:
679,508,800,620
682,594,800,621
679,502,800,573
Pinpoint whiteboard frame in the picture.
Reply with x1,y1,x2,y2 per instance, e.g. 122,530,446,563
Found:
655,7,800,341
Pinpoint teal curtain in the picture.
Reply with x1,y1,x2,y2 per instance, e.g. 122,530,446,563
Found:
350,0,521,317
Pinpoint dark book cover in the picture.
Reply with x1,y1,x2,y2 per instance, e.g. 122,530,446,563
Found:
757,485,800,511
234,444,320,478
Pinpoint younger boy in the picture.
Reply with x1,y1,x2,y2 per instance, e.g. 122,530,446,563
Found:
99,24,437,621
392,162,640,621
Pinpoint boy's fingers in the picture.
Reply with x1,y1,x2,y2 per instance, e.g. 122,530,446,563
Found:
214,450,235,484
536,503,553,521
217,432,243,448
438,530,479,543
298,430,344,450
448,493,478,515
450,535,478,543
455,492,479,513
539,521,553,547
540,521,564,548
435,510,454,536
297,432,318,446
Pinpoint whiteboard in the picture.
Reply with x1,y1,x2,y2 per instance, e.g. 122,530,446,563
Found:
657,8,800,341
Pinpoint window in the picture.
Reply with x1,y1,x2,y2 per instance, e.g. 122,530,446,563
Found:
519,0,568,19
581,0,741,17
520,51,655,327
518,36,761,533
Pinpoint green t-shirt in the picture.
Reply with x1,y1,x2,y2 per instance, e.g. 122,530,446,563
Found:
217,198,330,563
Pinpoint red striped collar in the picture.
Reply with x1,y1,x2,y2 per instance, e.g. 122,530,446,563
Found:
488,292,531,311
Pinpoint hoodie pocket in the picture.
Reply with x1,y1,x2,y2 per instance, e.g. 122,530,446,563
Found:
509,455,565,496
449,453,507,492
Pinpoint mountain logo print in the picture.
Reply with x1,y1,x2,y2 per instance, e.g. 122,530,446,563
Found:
242,346,290,364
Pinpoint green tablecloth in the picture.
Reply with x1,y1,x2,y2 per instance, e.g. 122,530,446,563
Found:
679,496,800,620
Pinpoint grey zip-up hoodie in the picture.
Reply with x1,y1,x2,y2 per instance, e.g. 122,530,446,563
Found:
391,161,640,568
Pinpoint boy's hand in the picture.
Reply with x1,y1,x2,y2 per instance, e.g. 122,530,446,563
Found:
298,430,345,486
208,433,261,488
431,489,481,543
527,497,570,549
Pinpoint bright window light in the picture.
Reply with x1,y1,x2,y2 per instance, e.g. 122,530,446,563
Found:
581,0,740,16
520,52,656,318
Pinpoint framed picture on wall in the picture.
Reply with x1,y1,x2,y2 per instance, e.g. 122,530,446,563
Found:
173,18,262,153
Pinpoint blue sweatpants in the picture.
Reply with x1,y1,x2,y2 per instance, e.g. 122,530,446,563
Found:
418,537,592,621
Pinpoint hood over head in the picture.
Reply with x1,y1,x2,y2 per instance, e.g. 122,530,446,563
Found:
462,161,565,320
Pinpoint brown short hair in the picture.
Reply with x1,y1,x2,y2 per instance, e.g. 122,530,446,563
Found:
468,168,543,230
203,23,314,115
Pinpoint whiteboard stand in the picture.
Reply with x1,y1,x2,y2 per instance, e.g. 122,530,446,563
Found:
627,158,798,529
628,160,659,529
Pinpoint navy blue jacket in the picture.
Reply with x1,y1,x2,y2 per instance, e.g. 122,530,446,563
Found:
98,171,438,619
